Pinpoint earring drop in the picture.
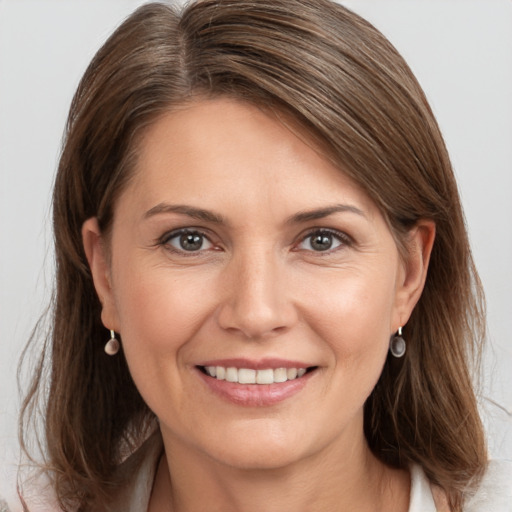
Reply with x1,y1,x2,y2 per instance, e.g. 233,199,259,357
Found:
390,326,406,358
104,329,120,355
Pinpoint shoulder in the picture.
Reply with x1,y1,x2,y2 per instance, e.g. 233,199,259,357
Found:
100,430,163,512
411,461,512,512
464,459,512,511
0,497,11,512
13,432,163,512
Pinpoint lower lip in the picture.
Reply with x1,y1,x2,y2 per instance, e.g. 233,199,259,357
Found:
196,368,313,407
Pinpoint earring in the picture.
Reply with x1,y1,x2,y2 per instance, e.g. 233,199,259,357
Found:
390,326,406,358
104,329,120,355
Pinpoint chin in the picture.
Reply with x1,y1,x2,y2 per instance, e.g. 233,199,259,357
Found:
198,425,315,471
214,445,305,472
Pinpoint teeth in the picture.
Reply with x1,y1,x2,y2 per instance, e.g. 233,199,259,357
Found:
287,368,298,379
225,367,238,382
238,368,256,384
204,366,310,384
256,369,274,384
273,368,287,383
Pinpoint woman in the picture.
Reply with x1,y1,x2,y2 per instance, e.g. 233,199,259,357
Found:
19,0,511,510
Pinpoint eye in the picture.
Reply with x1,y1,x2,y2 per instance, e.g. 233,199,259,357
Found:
297,229,348,252
163,230,214,253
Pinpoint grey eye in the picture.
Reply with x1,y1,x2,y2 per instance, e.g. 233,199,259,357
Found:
167,232,213,252
299,231,343,252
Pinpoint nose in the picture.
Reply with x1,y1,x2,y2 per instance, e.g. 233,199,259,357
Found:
216,247,298,340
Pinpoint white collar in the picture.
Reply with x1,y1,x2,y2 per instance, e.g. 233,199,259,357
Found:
408,464,437,512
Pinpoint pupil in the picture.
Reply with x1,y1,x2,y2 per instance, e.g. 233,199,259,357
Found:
180,233,203,251
311,233,332,251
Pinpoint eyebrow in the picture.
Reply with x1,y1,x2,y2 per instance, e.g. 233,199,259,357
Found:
143,202,365,225
143,203,225,224
287,204,366,224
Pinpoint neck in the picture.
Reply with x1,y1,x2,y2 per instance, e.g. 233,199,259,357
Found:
149,428,410,512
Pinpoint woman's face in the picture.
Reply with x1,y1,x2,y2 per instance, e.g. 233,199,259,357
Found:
84,98,431,470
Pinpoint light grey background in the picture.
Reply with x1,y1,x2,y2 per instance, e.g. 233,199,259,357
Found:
1,0,511,507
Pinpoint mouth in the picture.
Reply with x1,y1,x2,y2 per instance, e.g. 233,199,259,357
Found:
195,359,318,406
197,365,317,385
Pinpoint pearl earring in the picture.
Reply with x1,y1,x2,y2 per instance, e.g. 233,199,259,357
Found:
104,329,120,355
390,326,406,358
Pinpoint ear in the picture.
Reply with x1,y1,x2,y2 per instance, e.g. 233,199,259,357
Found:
82,217,120,332
393,220,436,330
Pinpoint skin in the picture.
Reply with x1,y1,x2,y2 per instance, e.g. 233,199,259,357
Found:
83,98,435,512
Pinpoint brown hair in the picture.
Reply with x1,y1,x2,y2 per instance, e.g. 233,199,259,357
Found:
20,0,487,510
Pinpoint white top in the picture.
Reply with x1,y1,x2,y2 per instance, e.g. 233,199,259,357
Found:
409,464,438,511
101,432,512,511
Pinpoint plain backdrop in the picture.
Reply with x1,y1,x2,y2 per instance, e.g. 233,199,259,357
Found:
1,0,511,507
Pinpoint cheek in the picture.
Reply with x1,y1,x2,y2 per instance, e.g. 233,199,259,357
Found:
113,263,211,347
304,268,396,341
299,267,395,393
109,264,219,416
109,264,219,410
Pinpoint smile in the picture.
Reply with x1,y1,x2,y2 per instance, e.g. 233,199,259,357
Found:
196,360,317,406
201,366,308,384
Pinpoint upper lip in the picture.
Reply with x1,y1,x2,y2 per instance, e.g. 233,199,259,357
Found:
195,358,313,370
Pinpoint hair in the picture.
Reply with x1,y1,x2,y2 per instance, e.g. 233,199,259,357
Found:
20,0,487,510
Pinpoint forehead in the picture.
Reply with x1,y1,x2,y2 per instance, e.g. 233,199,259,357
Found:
119,97,381,223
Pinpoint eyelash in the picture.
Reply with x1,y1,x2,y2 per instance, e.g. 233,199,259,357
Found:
295,228,352,254
158,227,352,256
159,228,217,256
